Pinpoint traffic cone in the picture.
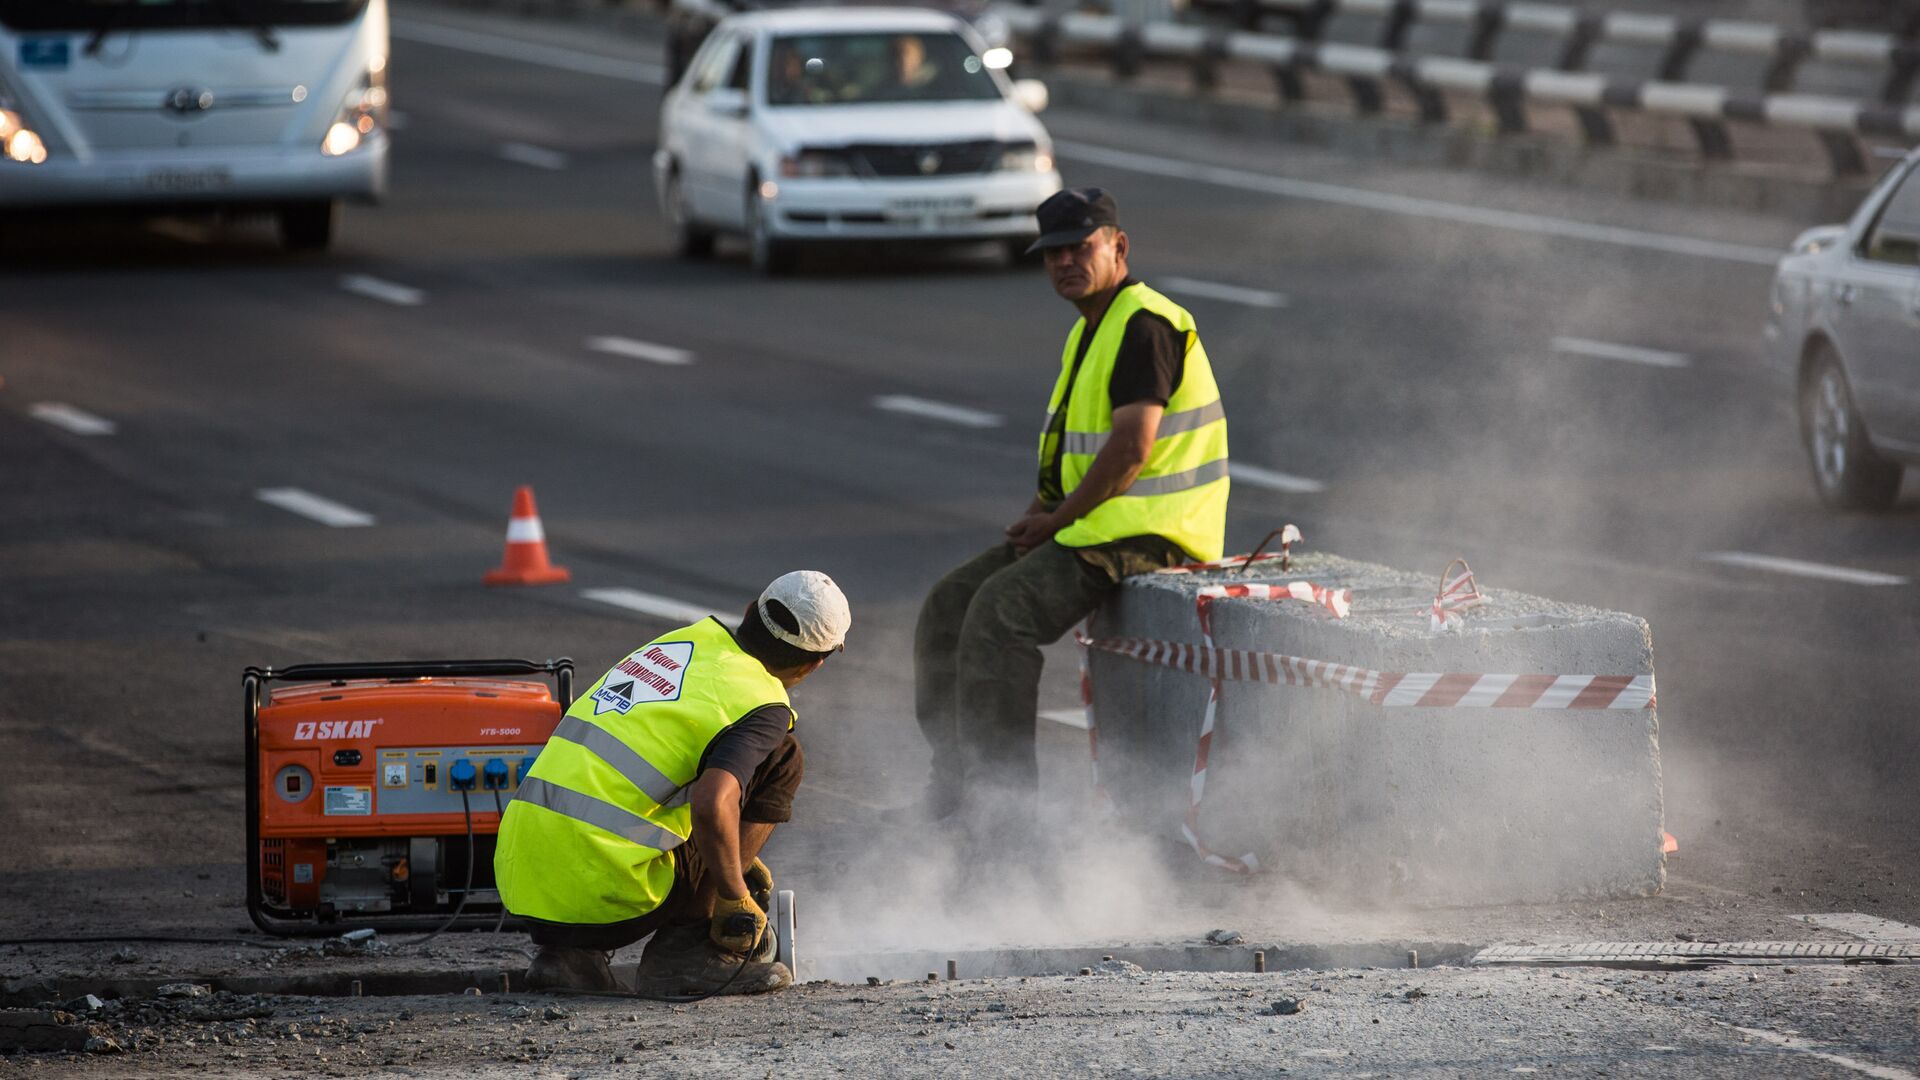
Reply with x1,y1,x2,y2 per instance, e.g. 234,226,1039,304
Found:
484,486,570,586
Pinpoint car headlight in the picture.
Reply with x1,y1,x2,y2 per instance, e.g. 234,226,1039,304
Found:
321,65,388,157
779,150,853,178
0,78,48,166
999,142,1052,172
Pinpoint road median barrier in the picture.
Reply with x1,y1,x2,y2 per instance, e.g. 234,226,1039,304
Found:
1083,546,1665,905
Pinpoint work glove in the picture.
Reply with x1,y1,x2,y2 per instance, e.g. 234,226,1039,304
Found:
710,894,767,956
744,857,773,909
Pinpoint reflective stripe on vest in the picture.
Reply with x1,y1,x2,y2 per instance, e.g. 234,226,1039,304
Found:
1061,399,1227,456
1122,457,1230,497
1041,282,1230,562
514,776,688,852
548,715,689,809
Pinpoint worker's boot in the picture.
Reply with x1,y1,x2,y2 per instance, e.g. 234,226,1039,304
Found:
635,923,790,997
524,946,620,993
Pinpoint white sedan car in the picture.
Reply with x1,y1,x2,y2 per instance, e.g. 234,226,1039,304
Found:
653,7,1062,273
1763,146,1920,510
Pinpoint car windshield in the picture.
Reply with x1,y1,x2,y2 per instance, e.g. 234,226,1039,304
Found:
0,0,366,32
765,31,1001,106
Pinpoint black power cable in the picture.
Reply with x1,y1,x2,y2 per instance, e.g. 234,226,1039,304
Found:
399,790,476,951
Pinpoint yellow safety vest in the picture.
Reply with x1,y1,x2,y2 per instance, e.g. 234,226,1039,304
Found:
494,617,792,925
1041,282,1229,562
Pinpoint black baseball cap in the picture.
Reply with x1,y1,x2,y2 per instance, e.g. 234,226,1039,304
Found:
1025,187,1119,255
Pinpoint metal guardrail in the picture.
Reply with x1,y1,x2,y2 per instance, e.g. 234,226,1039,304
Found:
999,4,1920,175
1187,0,1920,103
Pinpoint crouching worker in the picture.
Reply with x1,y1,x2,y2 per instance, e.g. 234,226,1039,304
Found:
495,571,850,996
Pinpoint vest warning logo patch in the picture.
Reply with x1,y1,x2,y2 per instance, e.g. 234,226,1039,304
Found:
591,641,693,714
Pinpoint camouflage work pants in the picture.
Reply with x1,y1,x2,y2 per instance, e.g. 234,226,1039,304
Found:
912,539,1183,802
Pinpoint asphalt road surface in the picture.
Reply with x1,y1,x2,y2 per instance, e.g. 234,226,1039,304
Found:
3,2,1919,1073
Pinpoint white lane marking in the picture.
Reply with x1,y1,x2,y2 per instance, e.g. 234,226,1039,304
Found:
1160,276,1288,309
581,587,723,624
1057,141,1784,267
586,335,695,366
1792,913,1920,943
499,142,570,170
1040,708,1089,730
339,274,425,306
1551,336,1691,369
1725,1024,1918,1080
30,402,117,436
256,487,375,528
874,394,1004,429
391,20,667,85
1230,462,1327,494
1700,551,1908,587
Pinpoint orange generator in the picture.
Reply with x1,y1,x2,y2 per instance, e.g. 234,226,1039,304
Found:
245,659,573,935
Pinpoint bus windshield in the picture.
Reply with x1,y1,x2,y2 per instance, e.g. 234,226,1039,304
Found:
0,0,369,32
766,32,1002,107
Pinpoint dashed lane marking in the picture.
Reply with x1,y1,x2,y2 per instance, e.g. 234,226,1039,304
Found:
873,394,1004,429
256,487,375,528
1040,709,1089,729
1700,551,1908,587
1551,336,1691,369
1055,141,1785,267
1792,913,1920,943
1723,1024,1919,1080
586,335,695,366
1160,276,1289,309
390,20,667,85
1229,462,1327,494
30,402,117,436
581,588,723,624
339,274,425,306
499,142,570,170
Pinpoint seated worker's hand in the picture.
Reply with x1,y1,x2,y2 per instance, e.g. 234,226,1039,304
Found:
710,894,768,955
1005,511,1060,553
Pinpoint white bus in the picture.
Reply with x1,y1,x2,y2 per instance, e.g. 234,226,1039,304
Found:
0,0,389,250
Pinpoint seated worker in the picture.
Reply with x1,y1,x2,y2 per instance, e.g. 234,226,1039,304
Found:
495,571,850,996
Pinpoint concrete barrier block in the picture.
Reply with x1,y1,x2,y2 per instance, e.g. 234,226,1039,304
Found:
1086,552,1664,905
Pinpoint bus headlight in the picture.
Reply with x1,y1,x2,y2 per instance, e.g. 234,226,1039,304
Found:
0,105,48,165
321,66,388,156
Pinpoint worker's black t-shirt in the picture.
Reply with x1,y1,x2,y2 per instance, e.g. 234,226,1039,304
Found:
1037,279,1187,505
698,704,792,797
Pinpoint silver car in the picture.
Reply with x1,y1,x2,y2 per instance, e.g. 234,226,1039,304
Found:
1764,147,1920,511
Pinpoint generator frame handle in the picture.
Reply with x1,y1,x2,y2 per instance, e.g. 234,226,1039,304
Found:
244,657,574,937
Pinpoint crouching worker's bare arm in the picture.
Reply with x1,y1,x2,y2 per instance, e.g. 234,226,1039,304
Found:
690,768,772,952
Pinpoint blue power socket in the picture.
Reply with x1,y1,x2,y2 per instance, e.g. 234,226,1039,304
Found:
482,758,510,791
449,758,478,792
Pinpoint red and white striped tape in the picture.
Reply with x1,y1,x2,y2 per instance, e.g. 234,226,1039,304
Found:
1080,634,1656,710
1198,581,1352,620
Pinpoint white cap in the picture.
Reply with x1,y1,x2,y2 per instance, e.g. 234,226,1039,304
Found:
756,570,851,653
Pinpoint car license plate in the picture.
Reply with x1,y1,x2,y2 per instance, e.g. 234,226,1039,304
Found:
886,196,974,221
143,167,233,194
